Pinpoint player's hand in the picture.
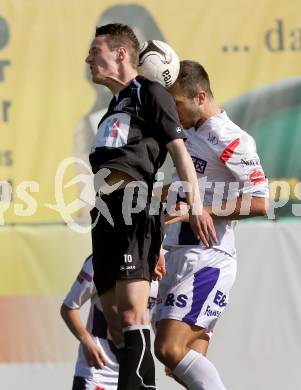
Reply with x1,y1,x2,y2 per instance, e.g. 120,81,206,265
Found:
152,249,166,281
165,366,173,377
189,208,217,247
165,202,189,225
81,333,107,369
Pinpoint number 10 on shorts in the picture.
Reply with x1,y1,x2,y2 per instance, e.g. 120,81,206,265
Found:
124,254,133,263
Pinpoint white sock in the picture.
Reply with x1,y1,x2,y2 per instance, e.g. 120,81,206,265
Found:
173,349,226,390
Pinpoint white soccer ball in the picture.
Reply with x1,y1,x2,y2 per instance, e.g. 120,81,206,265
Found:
138,40,180,88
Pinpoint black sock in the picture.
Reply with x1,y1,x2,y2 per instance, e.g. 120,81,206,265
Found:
117,326,156,390
139,329,156,389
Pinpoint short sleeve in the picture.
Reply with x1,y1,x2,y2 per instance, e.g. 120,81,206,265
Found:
63,255,96,309
145,82,186,144
216,132,269,197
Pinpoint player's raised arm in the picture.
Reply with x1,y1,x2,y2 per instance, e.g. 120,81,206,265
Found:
166,138,217,246
145,80,217,246
206,126,269,220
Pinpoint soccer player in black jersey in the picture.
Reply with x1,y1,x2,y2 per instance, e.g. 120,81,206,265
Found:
85,23,216,390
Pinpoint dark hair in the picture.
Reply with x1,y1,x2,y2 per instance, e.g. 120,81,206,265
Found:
176,60,213,98
95,23,140,68
87,5,165,112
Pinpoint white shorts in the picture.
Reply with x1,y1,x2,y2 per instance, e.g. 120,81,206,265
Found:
157,247,237,331
72,375,116,390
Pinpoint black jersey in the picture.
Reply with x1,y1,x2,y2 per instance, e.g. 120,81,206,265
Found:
89,76,185,186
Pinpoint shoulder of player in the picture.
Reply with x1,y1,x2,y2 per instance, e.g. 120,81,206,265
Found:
202,112,255,150
137,76,170,99
78,255,94,282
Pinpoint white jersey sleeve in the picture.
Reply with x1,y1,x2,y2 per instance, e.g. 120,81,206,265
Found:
209,125,269,198
63,255,96,309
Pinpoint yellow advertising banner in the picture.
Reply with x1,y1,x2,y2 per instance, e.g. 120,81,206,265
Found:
0,0,301,222
0,224,91,362
1,0,301,367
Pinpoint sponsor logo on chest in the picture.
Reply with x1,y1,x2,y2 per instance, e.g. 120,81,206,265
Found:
113,97,131,111
191,155,207,174
92,113,131,150
207,132,218,145
241,158,260,167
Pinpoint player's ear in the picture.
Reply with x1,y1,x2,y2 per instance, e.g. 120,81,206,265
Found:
195,90,206,106
116,47,126,62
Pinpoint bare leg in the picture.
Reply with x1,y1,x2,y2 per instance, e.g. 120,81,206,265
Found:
155,319,206,370
116,279,150,327
100,280,155,389
155,319,225,389
99,287,123,345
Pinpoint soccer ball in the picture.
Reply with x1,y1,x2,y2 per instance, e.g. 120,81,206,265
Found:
138,40,180,88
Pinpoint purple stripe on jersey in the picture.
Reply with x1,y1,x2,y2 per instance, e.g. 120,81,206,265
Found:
77,269,92,284
182,267,220,325
92,306,120,361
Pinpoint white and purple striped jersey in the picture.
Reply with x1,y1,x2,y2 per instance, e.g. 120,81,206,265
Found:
163,110,269,256
63,255,158,389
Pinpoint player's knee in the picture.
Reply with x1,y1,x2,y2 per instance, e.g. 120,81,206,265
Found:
154,338,184,368
120,309,148,327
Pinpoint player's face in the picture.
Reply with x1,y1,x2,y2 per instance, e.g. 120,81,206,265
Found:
169,83,200,129
85,36,119,84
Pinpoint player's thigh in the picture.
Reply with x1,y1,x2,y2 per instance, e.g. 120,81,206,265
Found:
116,279,150,326
99,287,123,345
189,333,211,356
155,318,208,368
156,318,207,349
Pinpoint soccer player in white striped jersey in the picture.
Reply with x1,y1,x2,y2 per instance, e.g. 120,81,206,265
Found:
61,255,159,390
154,60,269,390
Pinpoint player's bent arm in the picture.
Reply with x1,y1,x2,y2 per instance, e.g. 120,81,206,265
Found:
60,304,107,368
166,139,217,245
208,195,269,220
165,195,268,224
166,139,201,210
60,304,90,344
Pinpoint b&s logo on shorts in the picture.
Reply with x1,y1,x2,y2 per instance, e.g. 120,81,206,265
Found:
147,297,156,310
204,290,228,317
164,293,188,308
213,290,227,307
191,156,207,174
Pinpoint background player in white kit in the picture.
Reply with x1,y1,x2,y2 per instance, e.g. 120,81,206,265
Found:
61,255,159,390
155,61,270,389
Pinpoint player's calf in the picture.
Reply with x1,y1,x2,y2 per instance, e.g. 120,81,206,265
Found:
117,326,156,390
117,280,156,390
155,319,205,369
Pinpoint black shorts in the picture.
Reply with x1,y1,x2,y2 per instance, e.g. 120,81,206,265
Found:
71,377,86,390
91,188,164,295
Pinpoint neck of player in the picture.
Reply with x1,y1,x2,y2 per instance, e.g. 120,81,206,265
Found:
106,68,138,95
195,100,221,129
